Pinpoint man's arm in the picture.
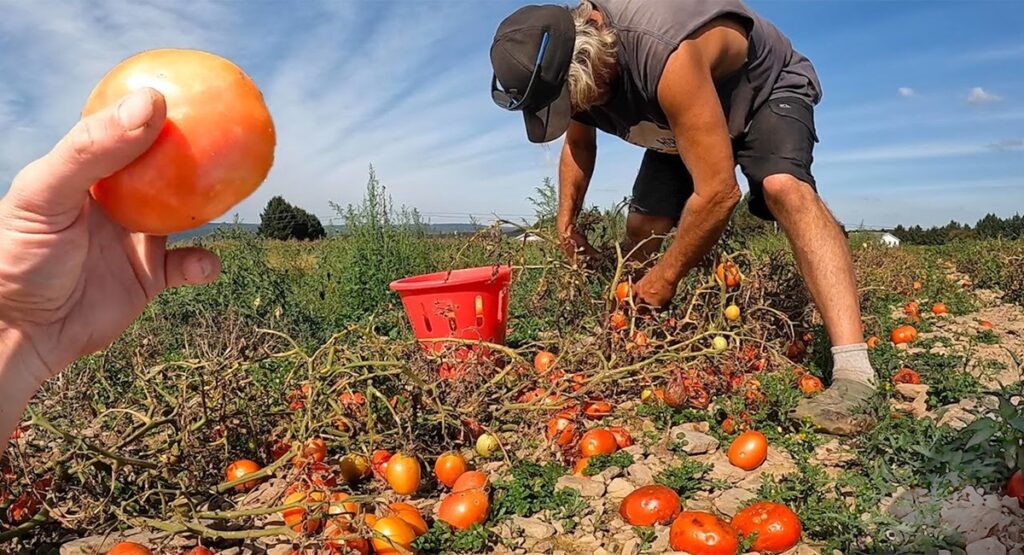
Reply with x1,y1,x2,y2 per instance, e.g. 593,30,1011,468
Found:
634,21,747,306
557,121,600,259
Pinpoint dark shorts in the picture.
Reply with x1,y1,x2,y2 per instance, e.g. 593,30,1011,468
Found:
630,96,818,221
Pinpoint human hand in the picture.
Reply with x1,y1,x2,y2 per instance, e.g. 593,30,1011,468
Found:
0,87,222,388
633,264,679,309
558,223,600,264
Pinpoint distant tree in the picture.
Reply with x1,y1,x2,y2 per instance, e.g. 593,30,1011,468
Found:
528,177,559,230
258,196,325,241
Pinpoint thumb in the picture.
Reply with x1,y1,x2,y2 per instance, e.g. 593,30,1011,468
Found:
7,87,166,220
164,247,221,289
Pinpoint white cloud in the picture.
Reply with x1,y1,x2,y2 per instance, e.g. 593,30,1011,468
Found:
818,142,995,163
897,87,916,98
967,87,1002,104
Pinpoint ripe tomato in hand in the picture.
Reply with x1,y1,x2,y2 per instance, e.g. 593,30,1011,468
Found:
728,431,768,471
618,485,681,526
83,49,275,234
732,501,802,553
669,511,739,555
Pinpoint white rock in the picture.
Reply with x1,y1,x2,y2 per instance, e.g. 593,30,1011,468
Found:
556,475,606,498
627,463,656,486
608,477,637,499
713,488,757,517
512,516,556,540
669,427,720,455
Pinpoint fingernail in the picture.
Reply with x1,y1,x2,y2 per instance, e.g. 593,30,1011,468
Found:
117,90,155,130
195,256,212,279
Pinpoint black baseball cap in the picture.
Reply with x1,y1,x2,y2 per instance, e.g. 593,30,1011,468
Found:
490,5,575,143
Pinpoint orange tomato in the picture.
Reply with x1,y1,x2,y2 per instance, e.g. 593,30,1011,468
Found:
669,511,739,555
106,543,153,555
183,547,214,555
434,452,468,488
980,320,994,329
328,492,361,521
615,282,632,303
339,453,372,484
931,302,948,315
912,280,922,291
83,49,274,234
385,454,421,496
387,502,429,536
866,336,880,348
714,261,742,289
721,416,737,434
732,501,802,553
371,516,417,554
438,488,490,530
610,311,628,331
324,518,370,554
892,368,921,385
728,431,768,471
545,415,578,448
579,429,618,457
452,471,489,493
294,438,327,468
608,427,634,448
225,459,262,493
890,325,918,345
797,374,823,396
534,351,556,373
282,491,326,533
574,457,591,476
583,400,613,420
904,301,920,318
629,330,649,348
618,485,681,526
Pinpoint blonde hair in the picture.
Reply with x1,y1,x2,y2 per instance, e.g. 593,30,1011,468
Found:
568,1,618,111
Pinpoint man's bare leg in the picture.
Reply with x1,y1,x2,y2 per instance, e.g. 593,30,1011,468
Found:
760,174,876,435
624,211,674,265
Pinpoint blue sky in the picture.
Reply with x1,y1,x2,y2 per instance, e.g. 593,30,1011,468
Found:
0,0,1021,229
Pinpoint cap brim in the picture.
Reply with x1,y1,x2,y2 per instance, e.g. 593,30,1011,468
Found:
523,81,572,143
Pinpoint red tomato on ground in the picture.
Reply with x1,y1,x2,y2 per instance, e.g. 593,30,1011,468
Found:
434,451,469,488
797,374,823,395
534,351,556,373
608,426,634,448
438,488,490,530
1006,470,1024,505
731,501,803,553
579,429,618,457
384,453,421,496
583,400,613,420
452,470,489,493
546,415,578,448
892,368,922,385
618,485,681,526
728,431,769,471
107,543,153,555
83,49,275,234
183,547,215,555
668,511,739,555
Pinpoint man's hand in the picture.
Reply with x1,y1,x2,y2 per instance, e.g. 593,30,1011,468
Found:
633,264,678,309
0,87,222,388
559,223,600,263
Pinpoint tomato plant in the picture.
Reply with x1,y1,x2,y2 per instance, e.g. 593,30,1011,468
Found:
83,49,275,234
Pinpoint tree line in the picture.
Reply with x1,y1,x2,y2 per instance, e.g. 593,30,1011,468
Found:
891,213,1024,245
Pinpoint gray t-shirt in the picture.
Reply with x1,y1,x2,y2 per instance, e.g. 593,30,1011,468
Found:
572,0,821,154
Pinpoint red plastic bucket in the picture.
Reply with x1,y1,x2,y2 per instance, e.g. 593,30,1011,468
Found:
389,265,512,353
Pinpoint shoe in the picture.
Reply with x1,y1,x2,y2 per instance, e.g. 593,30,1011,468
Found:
790,378,877,436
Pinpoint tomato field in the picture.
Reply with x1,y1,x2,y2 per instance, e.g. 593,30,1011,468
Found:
2,179,1023,555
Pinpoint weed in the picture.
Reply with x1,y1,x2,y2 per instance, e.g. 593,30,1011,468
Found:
582,451,635,476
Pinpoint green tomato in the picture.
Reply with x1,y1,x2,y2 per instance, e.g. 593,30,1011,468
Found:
712,336,728,352
476,433,499,458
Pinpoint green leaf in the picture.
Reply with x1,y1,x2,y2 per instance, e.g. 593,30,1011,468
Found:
965,425,998,449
